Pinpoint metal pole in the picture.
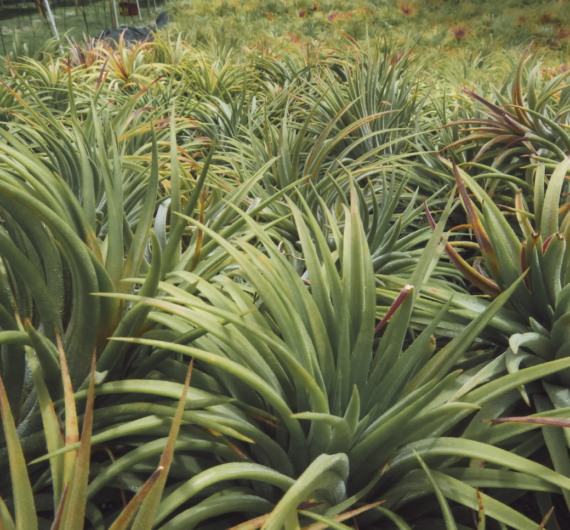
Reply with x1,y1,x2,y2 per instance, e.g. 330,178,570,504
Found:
109,0,119,29
43,0,63,53
43,0,59,39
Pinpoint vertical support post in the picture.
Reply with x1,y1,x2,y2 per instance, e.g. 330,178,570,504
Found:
109,0,119,29
43,0,63,53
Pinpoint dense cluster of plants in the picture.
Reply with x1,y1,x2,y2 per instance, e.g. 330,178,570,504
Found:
3,13,570,530
167,0,570,55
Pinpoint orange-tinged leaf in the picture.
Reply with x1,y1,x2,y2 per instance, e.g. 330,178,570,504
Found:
228,496,323,530
439,134,495,155
424,199,500,297
0,373,38,530
473,134,519,163
542,234,556,253
301,501,385,530
514,190,533,240
131,359,194,530
108,467,163,530
50,485,69,530
63,352,96,530
512,46,533,128
228,514,270,530
538,507,554,530
452,158,501,282
0,495,15,530
375,285,413,334
521,241,531,292
56,332,79,493
476,488,485,530
22,333,64,511
485,416,570,427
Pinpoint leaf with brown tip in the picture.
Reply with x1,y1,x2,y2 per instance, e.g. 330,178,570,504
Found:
0,495,15,530
461,88,510,119
473,135,519,163
131,359,194,530
512,46,533,128
476,488,485,530
452,159,501,283
302,501,384,530
424,199,501,297
514,189,533,240
538,507,554,530
108,467,163,530
485,417,570,427
228,514,269,530
63,352,96,530
375,285,413,334
56,332,79,495
438,134,495,154
0,373,38,530
520,242,531,292
23,336,64,511
50,485,69,530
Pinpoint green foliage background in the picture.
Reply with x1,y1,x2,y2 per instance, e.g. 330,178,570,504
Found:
0,1,570,529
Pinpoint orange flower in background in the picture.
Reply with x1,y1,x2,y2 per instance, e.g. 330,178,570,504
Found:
327,12,339,22
542,65,567,79
299,10,307,18
517,15,527,27
398,1,416,16
450,25,470,39
313,2,318,10
267,13,275,22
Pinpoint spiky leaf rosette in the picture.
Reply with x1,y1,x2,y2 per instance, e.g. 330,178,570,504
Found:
81,184,570,530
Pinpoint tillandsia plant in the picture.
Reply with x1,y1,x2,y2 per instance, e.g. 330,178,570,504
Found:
436,157,570,372
0,55,251,510
426,156,570,522
0,332,196,530
0,100,300,526
408,49,570,207
44,182,570,530
4,26,570,529
439,49,570,174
